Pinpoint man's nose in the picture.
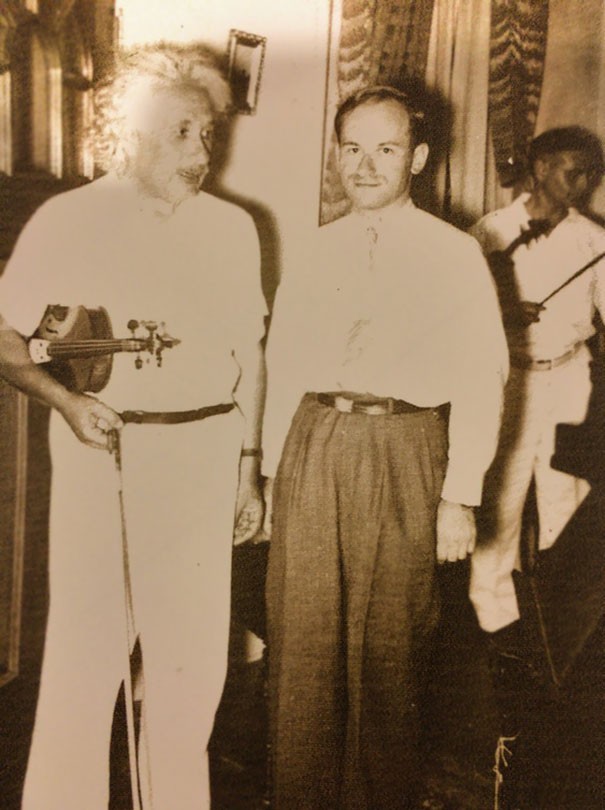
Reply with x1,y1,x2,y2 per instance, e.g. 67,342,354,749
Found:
357,153,376,175
190,135,211,163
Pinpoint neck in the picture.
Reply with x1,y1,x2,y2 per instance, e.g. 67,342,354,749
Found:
354,195,411,223
524,188,569,229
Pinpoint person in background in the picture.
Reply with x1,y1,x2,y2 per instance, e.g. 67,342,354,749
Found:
0,43,266,810
261,85,508,810
470,126,605,637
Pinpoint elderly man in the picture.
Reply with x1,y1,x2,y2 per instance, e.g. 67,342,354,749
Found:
0,44,266,809
470,127,605,635
262,86,508,810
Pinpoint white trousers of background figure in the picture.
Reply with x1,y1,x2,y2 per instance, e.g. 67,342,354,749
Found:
21,408,241,810
470,347,592,632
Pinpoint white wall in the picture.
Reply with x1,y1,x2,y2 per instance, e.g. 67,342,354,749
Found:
117,0,333,299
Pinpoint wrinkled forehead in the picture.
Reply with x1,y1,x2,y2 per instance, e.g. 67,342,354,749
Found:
125,76,214,133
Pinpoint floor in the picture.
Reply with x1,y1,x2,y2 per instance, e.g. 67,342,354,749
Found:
106,552,604,810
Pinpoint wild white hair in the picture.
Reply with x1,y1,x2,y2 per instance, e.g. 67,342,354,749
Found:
93,42,231,174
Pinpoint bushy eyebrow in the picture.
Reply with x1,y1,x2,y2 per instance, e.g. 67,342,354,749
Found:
341,139,402,148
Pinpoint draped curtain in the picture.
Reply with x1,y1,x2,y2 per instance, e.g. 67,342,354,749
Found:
489,0,549,186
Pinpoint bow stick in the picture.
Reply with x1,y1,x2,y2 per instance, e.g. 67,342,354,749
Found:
538,250,605,307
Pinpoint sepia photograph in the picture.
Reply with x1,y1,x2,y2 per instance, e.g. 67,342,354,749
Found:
0,1,604,809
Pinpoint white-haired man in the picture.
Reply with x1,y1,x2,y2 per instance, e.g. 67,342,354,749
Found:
0,44,266,809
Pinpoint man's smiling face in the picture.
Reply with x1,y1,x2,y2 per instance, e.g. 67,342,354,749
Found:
337,98,428,212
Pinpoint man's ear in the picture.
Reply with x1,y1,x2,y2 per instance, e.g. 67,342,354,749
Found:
411,142,429,175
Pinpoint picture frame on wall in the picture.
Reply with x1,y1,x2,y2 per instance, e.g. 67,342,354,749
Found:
226,29,267,115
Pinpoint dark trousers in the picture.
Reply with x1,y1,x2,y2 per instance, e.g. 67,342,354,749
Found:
266,394,447,810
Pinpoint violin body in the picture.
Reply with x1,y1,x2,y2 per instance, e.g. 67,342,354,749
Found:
28,305,181,393
31,305,116,393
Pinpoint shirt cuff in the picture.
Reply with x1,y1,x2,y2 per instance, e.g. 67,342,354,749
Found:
440,467,484,508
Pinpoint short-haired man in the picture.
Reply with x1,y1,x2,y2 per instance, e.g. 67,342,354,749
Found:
262,86,508,809
0,44,266,809
469,126,605,636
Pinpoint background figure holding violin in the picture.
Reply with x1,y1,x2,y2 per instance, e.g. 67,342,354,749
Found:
0,43,267,810
469,126,605,636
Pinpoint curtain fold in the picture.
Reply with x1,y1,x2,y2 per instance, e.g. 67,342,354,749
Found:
426,0,501,226
489,0,549,187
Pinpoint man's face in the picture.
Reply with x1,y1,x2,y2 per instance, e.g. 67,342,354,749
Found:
130,85,215,207
337,99,428,212
536,150,593,211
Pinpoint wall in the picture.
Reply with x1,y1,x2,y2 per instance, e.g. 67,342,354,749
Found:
117,0,334,300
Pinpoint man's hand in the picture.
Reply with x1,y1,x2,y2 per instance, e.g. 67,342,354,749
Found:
233,482,264,545
518,300,545,325
436,499,476,563
58,392,123,450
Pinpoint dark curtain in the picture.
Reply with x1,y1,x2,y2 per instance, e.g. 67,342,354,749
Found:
489,0,549,186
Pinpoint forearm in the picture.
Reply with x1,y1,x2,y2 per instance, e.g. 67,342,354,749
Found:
0,324,73,413
234,341,266,481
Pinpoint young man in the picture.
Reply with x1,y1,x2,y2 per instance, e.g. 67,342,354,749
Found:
0,44,266,809
470,127,605,634
262,86,508,810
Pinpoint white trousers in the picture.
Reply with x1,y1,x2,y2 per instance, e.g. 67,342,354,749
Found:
21,408,242,810
470,348,592,632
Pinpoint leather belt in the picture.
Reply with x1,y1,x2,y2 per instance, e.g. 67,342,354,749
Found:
120,403,234,424
316,392,444,416
511,342,583,371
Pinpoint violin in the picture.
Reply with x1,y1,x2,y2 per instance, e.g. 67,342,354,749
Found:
28,305,180,393
487,218,552,273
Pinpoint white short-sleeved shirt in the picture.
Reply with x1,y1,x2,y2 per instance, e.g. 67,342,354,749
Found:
471,193,605,359
0,175,267,412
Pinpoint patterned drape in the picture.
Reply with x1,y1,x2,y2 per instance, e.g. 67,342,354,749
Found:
489,0,549,186
320,0,436,224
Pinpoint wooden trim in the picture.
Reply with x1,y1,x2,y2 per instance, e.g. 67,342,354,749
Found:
0,392,28,687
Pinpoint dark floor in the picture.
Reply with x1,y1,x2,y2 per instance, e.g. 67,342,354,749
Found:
106,553,604,810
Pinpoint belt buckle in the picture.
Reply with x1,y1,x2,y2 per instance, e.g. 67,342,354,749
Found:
334,395,354,414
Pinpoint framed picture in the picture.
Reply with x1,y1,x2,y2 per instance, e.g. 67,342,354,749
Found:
226,29,267,115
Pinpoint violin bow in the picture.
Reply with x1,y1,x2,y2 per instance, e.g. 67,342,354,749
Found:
538,250,605,307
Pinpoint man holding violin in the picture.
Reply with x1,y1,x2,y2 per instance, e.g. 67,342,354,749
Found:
0,43,266,810
470,127,605,637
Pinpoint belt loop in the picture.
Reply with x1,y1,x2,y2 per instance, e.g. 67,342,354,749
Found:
386,397,395,414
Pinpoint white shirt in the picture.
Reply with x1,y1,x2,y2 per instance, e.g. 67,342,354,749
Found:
471,193,605,359
0,174,267,411
263,202,509,506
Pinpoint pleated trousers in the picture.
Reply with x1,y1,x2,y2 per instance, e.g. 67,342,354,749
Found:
266,394,447,810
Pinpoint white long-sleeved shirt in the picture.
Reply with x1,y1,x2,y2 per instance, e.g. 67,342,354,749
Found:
471,193,605,359
263,202,509,506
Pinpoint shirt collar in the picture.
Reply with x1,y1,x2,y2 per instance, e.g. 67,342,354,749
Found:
350,198,417,234
516,190,579,227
